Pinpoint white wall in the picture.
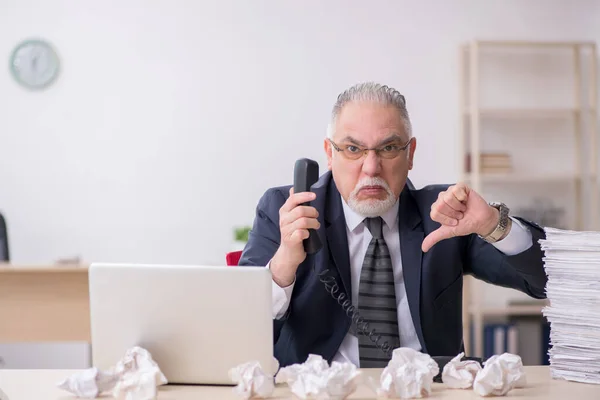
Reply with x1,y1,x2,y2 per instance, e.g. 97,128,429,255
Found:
1,0,599,265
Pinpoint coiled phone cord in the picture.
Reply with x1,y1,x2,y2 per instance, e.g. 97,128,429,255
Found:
316,267,393,357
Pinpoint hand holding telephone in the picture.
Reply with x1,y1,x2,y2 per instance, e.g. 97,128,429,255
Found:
269,159,321,287
293,159,323,254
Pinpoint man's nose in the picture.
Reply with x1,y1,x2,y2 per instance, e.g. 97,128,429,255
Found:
361,150,382,176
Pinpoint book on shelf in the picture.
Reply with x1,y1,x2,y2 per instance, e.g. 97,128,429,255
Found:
465,153,512,173
469,318,551,366
474,323,518,360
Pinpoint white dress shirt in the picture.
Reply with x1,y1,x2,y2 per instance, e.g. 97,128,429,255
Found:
271,196,533,367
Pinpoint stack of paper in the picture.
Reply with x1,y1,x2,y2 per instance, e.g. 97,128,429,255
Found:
539,227,600,385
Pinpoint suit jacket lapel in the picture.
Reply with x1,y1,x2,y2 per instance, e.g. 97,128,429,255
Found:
398,180,427,352
312,172,352,298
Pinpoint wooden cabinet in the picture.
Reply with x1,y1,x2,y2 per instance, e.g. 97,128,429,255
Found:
0,264,91,368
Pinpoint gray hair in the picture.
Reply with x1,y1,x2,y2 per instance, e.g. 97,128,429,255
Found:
326,82,412,139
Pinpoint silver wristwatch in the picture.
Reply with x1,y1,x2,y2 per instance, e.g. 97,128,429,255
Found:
479,202,510,243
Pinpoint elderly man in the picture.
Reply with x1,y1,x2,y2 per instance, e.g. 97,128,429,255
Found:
239,82,547,368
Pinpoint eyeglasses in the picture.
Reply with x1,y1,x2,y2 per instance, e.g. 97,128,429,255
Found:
328,137,413,160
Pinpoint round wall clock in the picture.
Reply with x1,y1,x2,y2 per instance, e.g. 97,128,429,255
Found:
9,38,60,90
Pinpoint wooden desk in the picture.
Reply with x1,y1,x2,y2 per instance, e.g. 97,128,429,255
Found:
0,264,90,342
0,366,599,400
0,264,91,369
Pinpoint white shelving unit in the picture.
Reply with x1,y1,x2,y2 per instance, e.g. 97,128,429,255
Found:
459,40,599,358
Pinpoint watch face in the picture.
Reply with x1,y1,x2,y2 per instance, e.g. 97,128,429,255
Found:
9,39,60,90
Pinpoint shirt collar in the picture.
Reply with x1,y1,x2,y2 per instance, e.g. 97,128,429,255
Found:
341,195,399,233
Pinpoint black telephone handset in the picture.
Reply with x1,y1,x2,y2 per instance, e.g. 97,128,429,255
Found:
293,158,323,254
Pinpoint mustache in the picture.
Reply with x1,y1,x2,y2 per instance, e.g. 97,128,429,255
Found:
354,177,392,192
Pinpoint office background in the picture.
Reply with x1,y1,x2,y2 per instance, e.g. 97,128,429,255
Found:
2,0,597,266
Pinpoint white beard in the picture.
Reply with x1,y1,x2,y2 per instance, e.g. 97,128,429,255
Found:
347,177,397,218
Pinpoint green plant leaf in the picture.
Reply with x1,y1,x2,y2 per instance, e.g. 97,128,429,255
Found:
234,226,251,242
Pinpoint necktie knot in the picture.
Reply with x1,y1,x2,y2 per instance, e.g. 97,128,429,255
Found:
365,217,384,240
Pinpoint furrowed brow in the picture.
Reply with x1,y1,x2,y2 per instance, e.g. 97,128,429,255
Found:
339,133,407,147
376,134,405,146
340,136,366,146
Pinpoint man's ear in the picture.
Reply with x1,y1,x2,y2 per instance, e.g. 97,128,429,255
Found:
324,138,333,170
407,137,417,170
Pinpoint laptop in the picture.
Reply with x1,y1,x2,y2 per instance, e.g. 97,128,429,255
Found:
88,263,276,385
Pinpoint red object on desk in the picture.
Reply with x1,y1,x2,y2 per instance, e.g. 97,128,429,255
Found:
226,251,242,266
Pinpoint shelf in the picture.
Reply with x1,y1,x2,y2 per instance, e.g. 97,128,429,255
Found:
460,39,598,358
463,108,585,118
463,173,589,183
0,263,88,274
469,303,547,317
473,40,596,48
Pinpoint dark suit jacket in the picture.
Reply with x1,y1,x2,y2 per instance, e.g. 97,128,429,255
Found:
239,172,547,367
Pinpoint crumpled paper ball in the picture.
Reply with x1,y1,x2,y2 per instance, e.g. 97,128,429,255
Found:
473,353,526,396
112,347,168,400
56,367,118,398
373,347,439,399
57,346,167,400
275,354,362,399
441,352,482,389
229,360,275,399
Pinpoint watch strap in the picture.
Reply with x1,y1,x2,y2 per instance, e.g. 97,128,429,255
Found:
480,202,510,243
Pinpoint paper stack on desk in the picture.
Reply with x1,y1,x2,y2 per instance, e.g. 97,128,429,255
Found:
540,227,600,385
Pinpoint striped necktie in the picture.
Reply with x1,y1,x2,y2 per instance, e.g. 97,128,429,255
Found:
357,216,400,367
